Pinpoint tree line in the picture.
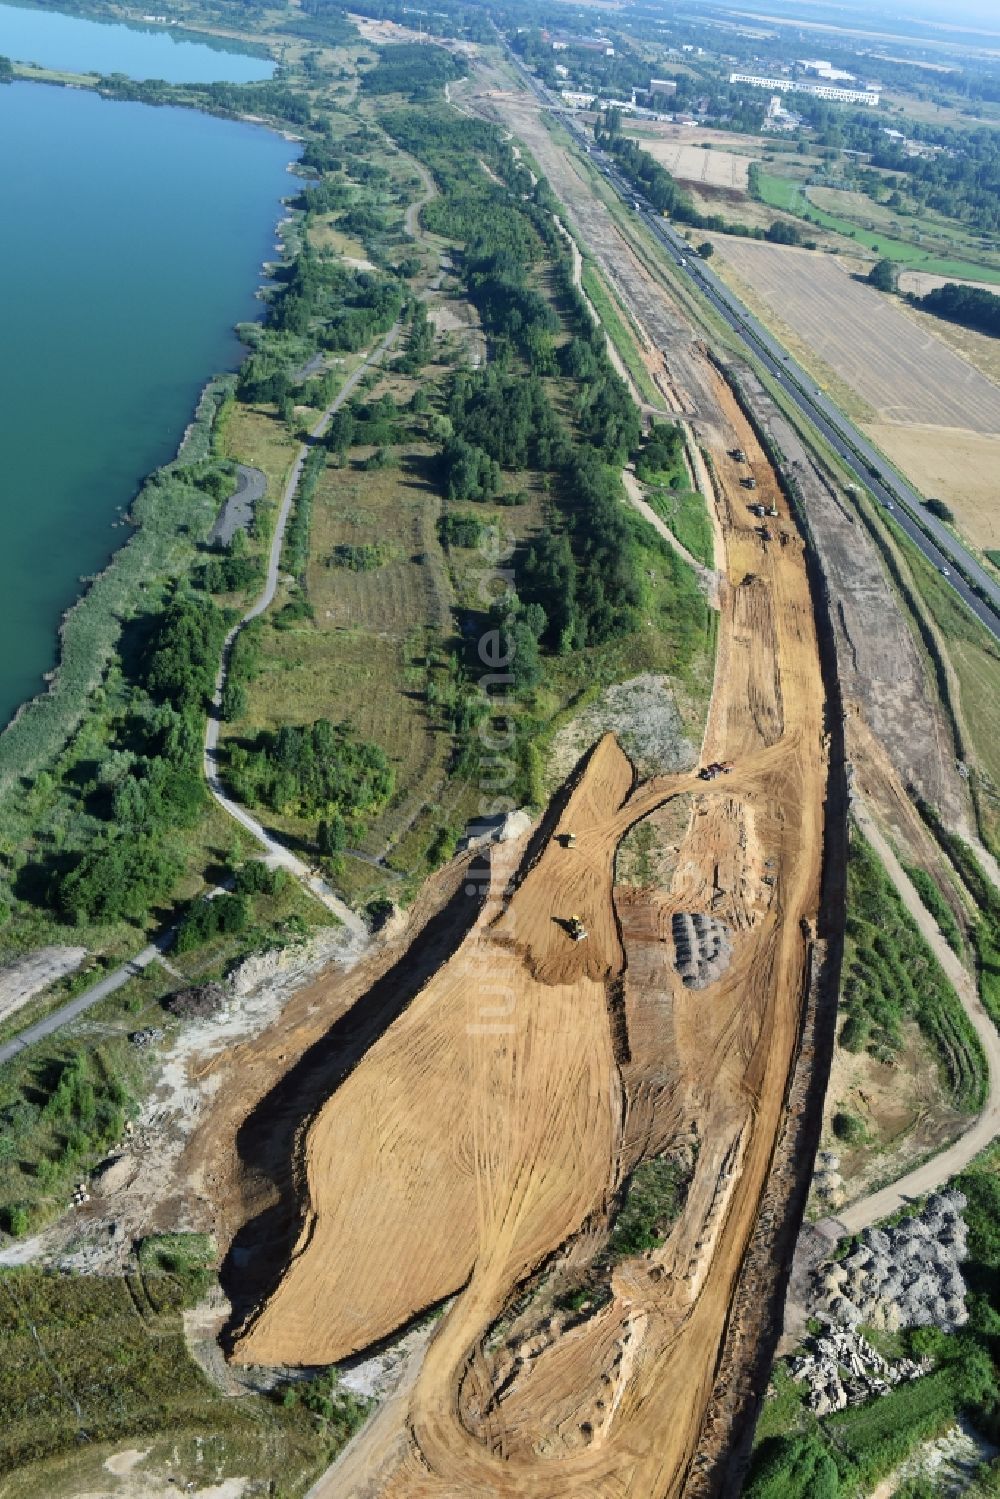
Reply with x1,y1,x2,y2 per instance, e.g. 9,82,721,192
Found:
915,281,1000,337
601,125,815,247
361,41,466,100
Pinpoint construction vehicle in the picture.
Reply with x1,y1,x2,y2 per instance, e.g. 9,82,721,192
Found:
729,448,747,463
566,915,588,943
560,831,577,849
756,525,773,542
740,476,757,491
698,761,733,781
748,503,767,518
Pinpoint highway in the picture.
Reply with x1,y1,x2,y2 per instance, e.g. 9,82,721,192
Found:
502,47,1000,644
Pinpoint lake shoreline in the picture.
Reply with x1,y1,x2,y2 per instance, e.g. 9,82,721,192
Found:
0,66,298,787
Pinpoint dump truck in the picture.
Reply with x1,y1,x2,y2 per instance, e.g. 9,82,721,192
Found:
729,448,747,463
740,476,757,491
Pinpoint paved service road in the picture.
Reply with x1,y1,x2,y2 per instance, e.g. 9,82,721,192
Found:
503,50,1000,644
0,940,166,1068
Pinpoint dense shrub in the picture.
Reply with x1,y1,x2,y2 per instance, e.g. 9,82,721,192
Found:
174,893,250,953
226,718,393,821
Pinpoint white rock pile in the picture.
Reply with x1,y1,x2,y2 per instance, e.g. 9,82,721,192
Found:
790,1327,931,1416
818,1191,969,1335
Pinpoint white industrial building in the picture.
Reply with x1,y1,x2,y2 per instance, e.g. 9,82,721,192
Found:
729,73,881,106
798,58,857,83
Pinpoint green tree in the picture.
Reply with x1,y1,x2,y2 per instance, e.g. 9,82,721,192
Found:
326,408,355,459
925,497,955,523
868,257,898,293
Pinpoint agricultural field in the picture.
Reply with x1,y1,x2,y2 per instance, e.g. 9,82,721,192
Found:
868,424,1000,552
707,237,1000,549
630,137,753,191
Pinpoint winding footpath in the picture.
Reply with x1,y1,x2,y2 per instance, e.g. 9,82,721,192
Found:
0,332,400,1067
825,799,1000,1236
203,325,405,946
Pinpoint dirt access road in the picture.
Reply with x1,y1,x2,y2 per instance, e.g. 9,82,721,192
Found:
230,345,829,1498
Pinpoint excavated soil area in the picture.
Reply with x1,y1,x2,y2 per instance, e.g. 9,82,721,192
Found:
221,362,828,1499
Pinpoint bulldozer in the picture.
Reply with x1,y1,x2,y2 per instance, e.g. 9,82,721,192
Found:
566,915,588,943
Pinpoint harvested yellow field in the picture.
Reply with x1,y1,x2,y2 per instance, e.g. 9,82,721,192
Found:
710,238,1000,434
867,423,1000,552
631,138,752,190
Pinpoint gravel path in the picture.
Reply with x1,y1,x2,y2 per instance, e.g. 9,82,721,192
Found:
0,940,167,1069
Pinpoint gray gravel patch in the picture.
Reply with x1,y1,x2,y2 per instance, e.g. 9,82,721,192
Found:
209,464,267,547
548,673,696,784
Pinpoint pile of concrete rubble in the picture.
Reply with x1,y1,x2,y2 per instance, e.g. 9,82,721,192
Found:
790,1327,931,1415
816,1191,969,1335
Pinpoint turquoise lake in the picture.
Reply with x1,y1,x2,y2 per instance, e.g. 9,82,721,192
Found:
0,1,273,82
0,79,295,726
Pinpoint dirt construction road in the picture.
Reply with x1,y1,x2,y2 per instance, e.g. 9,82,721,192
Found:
231,351,829,1496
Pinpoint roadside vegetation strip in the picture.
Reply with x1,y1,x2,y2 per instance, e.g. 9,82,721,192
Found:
579,261,663,408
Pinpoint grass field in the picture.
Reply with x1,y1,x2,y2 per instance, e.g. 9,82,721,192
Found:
808,184,1000,272
755,172,1000,284
0,1263,354,1494
645,485,715,568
